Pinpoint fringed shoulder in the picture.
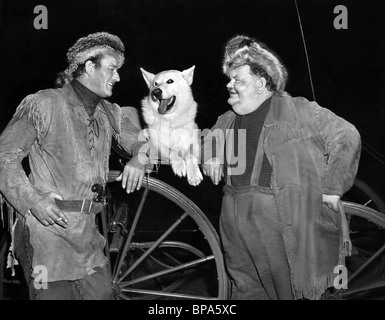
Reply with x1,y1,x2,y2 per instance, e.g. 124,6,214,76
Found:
13,94,43,146
12,89,61,146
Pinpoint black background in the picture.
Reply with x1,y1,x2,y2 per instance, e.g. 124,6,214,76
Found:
1,0,385,206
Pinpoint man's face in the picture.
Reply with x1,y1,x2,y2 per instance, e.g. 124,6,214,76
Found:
88,55,121,98
226,65,261,115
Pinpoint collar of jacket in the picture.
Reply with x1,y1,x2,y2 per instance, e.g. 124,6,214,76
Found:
62,83,120,134
264,93,292,126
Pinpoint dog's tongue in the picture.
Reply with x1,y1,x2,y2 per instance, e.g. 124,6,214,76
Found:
158,98,171,114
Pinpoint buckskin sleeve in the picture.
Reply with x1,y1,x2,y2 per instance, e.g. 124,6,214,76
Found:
310,102,361,196
0,95,45,215
118,106,147,157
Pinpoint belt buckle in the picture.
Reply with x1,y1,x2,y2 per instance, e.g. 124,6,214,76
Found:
80,199,92,214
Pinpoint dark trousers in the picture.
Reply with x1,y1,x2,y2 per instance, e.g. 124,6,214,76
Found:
220,187,294,300
14,219,113,300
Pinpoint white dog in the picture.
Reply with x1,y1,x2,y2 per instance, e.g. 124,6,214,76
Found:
140,66,203,186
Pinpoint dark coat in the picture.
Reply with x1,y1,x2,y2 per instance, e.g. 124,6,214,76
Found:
203,93,361,299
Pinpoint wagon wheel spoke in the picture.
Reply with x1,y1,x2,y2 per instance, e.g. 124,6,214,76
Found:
116,211,190,283
121,287,219,300
119,255,214,287
106,172,229,300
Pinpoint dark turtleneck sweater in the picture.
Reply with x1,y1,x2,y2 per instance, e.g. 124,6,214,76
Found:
230,96,273,187
71,79,101,118
71,79,102,144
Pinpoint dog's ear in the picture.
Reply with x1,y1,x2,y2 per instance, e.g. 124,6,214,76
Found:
140,67,155,88
181,65,195,86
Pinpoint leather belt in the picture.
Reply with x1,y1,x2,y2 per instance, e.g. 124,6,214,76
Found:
55,198,104,214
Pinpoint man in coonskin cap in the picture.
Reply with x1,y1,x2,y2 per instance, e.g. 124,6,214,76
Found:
0,32,146,299
202,35,361,300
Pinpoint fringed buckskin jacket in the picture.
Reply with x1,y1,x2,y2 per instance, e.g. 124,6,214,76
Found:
203,93,361,299
0,83,144,281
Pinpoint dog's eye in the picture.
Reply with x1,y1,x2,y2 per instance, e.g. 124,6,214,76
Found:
167,79,174,84
154,82,159,87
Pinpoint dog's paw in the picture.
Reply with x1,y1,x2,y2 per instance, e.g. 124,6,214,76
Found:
171,160,187,177
187,165,203,186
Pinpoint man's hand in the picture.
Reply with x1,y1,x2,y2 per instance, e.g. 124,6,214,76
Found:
322,194,341,212
202,157,224,185
116,155,146,193
31,192,69,228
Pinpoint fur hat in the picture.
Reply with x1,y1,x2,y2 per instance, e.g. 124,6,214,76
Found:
65,31,125,78
223,35,288,92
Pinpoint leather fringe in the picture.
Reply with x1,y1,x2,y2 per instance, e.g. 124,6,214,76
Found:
0,193,19,276
0,193,16,232
292,272,337,300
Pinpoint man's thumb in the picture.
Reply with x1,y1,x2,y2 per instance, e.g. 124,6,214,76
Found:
51,192,63,201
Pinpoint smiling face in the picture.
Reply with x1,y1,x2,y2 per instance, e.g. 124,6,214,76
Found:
226,64,263,115
87,55,121,97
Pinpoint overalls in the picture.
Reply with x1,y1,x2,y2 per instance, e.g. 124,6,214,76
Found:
219,101,294,300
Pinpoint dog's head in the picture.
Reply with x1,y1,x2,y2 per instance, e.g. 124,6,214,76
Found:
140,66,195,115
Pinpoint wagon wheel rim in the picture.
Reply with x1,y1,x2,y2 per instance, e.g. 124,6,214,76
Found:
331,202,385,300
106,174,229,300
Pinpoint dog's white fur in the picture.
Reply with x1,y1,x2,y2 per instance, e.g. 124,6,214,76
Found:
140,66,203,186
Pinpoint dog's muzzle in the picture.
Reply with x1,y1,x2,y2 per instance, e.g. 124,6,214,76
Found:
152,88,163,100
151,88,176,114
